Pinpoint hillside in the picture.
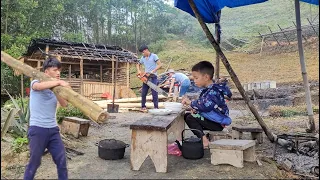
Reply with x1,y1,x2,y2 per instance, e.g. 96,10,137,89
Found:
130,39,319,89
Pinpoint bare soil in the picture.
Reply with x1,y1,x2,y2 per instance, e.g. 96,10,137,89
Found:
2,108,318,179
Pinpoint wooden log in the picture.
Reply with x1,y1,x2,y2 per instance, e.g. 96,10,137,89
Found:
94,95,167,103
187,0,275,142
96,102,165,109
1,51,109,123
80,58,84,95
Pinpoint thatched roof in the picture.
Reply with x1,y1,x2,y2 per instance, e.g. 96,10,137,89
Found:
24,38,139,63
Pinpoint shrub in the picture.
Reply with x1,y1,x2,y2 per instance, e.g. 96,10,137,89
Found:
56,104,88,123
12,137,28,153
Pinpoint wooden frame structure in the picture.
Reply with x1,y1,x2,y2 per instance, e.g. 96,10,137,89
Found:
20,38,138,99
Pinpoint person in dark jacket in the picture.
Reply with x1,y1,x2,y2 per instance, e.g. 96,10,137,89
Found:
181,61,232,148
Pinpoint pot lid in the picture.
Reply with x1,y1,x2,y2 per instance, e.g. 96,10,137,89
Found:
99,139,126,149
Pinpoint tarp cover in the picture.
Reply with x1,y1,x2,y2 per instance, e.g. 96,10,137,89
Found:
174,0,319,23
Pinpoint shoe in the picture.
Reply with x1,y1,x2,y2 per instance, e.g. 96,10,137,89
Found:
140,107,148,113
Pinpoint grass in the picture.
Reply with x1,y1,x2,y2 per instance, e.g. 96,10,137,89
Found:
268,105,319,117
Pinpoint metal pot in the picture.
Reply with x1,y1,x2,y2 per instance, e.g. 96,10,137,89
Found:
96,139,129,160
175,129,204,160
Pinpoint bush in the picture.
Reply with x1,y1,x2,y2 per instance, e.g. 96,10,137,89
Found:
56,104,88,123
12,137,28,153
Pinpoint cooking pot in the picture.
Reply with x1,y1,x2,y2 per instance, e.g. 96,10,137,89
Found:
95,139,129,160
175,129,204,160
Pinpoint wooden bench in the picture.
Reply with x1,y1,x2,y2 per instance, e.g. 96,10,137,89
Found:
60,117,90,138
210,139,256,168
232,126,263,144
129,111,185,173
204,130,232,142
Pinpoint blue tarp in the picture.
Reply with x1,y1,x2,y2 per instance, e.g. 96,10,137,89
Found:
174,0,319,23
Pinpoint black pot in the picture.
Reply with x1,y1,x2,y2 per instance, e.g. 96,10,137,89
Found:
96,139,129,160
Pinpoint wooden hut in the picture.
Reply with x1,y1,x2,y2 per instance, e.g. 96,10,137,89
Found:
20,38,138,99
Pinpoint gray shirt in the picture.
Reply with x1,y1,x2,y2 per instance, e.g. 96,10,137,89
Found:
139,53,159,75
29,80,58,128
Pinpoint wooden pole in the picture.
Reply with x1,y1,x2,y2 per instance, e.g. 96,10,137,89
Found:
126,62,130,88
80,58,84,95
37,61,41,71
112,59,114,86
100,64,103,82
294,0,315,133
215,21,221,81
68,64,72,81
45,45,49,59
187,0,275,142
20,74,24,97
1,51,109,123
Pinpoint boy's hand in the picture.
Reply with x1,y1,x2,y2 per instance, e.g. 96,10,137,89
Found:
181,96,191,105
58,80,70,87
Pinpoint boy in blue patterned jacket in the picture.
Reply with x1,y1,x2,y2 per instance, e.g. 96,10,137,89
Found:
181,61,232,148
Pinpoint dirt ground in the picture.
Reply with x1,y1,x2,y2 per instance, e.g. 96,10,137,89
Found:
2,106,318,179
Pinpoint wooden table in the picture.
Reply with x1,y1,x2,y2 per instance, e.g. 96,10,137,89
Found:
129,111,185,173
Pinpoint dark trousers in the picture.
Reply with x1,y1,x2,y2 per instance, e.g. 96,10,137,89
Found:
184,113,223,138
141,76,158,108
24,126,68,180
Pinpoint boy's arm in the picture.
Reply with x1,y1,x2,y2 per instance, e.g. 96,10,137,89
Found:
190,89,219,112
151,60,162,74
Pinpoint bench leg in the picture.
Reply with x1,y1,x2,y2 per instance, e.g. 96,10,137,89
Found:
244,146,256,162
79,124,90,136
167,115,185,141
130,130,168,173
211,149,243,168
251,132,263,144
232,130,242,140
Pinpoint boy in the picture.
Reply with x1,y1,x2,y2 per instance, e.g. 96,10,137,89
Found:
24,57,70,180
167,69,191,97
181,61,232,148
136,45,162,111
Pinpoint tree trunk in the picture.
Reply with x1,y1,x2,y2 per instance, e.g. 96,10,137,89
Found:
1,51,109,123
107,0,112,44
187,0,275,142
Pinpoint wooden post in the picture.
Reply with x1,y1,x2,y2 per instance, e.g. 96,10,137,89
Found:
187,0,275,142
126,62,130,88
100,64,103,82
112,58,115,85
68,64,72,80
45,45,49,59
56,55,61,62
20,74,24,97
37,61,41,71
215,20,221,81
1,51,109,123
80,58,84,95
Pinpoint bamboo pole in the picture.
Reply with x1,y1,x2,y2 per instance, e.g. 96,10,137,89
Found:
187,0,275,142
294,0,315,133
20,74,24,97
1,51,109,123
68,64,72,80
126,62,130,88
100,64,103,82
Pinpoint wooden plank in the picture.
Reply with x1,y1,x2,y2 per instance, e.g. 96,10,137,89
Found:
209,139,255,151
129,111,184,131
64,117,90,124
80,58,83,95
232,126,263,133
112,57,114,85
37,61,41,70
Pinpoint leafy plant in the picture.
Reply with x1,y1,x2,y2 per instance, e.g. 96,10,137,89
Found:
56,104,88,123
1,90,29,138
12,137,29,153
1,108,20,139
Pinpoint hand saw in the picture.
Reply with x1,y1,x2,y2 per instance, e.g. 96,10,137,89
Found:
137,72,168,96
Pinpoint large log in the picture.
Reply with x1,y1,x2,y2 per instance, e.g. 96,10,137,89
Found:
95,102,165,109
1,51,108,123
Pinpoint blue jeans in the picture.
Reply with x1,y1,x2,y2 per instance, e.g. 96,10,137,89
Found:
179,79,191,97
141,75,158,108
24,126,68,180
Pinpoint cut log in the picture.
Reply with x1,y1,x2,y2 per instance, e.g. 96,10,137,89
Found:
95,101,165,109
1,51,108,123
